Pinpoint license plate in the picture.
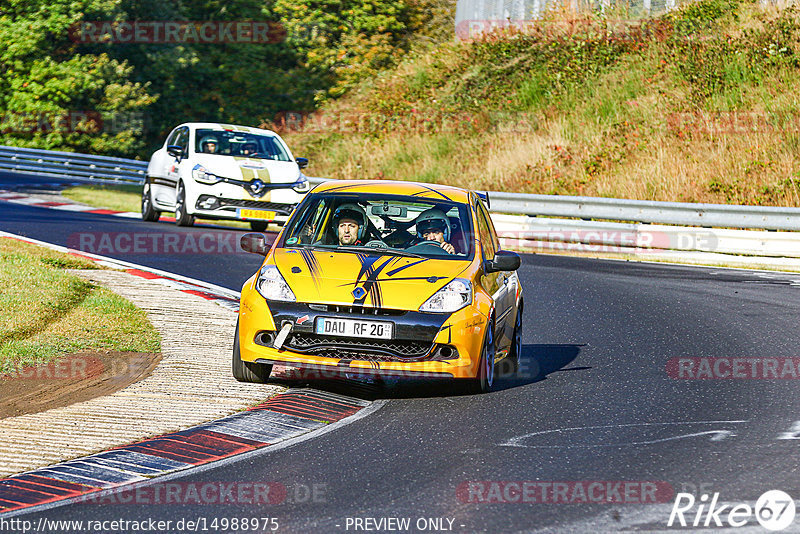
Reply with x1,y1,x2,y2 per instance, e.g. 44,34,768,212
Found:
315,317,393,339
239,209,277,220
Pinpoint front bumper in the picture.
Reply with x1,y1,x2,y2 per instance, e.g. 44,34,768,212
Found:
194,195,296,221
186,180,304,220
238,282,489,379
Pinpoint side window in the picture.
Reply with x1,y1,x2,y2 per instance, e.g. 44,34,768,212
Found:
166,128,181,147
475,202,495,260
479,200,501,254
175,127,189,153
287,198,329,244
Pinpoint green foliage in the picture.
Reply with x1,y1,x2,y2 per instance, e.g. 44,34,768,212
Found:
271,0,426,101
1,0,442,157
0,0,155,156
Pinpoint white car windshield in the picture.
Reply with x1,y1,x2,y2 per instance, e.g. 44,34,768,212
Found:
280,193,475,260
194,129,292,161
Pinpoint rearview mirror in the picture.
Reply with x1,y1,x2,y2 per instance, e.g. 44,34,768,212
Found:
371,204,407,217
484,250,520,273
167,145,184,159
295,157,309,169
241,233,269,256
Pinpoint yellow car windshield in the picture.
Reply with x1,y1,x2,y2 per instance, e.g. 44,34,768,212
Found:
280,193,475,260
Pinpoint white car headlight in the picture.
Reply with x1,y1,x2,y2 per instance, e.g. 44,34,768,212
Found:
419,278,472,313
255,265,296,302
192,165,222,185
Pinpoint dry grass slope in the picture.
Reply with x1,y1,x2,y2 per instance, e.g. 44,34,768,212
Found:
279,0,800,206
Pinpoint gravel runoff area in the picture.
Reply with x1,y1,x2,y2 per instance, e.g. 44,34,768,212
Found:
0,269,285,477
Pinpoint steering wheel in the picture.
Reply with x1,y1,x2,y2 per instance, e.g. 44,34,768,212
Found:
405,240,445,253
244,152,262,158
364,239,388,248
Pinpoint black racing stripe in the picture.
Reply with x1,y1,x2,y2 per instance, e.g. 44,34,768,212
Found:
336,274,447,288
299,248,322,288
386,258,428,277
353,255,394,307
321,184,369,193
411,185,451,200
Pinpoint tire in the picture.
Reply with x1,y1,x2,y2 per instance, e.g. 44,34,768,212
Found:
232,320,272,383
249,221,269,232
507,300,523,376
141,182,160,222
175,182,194,227
471,320,495,394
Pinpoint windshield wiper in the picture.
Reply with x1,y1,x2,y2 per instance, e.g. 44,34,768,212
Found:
290,243,426,259
332,245,426,259
289,244,334,252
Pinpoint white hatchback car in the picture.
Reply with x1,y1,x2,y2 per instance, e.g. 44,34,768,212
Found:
142,122,310,230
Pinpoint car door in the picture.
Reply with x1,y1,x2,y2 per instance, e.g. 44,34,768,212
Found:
479,200,516,346
475,198,510,356
163,126,189,207
147,127,178,207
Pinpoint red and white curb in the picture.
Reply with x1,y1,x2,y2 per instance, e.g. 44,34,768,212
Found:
0,230,383,516
0,189,141,219
0,389,377,515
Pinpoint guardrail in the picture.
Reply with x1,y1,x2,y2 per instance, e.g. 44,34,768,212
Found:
1,145,799,266
491,214,800,260
0,145,147,185
487,192,800,232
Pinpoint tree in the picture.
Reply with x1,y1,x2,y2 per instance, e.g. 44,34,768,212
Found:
0,0,155,156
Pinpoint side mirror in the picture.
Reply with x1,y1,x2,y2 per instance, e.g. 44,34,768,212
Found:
484,250,520,273
241,233,269,256
295,157,309,169
167,145,184,160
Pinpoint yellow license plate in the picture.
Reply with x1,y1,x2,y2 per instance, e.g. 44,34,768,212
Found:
239,209,277,220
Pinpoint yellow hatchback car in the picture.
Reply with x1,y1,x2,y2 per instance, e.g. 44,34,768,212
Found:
234,180,523,392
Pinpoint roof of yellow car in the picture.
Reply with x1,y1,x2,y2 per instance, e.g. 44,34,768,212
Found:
311,180,472,203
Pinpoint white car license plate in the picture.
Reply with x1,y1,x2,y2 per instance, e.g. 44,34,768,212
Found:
315,317,393,339
238,208,277,220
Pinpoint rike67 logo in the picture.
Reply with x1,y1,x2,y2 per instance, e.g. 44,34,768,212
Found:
668,490,796,531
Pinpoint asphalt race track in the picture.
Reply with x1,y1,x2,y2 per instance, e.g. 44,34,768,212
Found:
2,173,800,532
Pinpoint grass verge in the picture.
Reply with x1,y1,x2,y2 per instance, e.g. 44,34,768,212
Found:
61,184,143,213
60,184,260,229
0,238,161,374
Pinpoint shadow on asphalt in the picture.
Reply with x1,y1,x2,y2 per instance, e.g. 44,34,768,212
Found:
270,343,587,401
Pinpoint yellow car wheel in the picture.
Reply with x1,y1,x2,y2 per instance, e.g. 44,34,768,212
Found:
508,300,523,375
473,320,495,394
232,320,272,383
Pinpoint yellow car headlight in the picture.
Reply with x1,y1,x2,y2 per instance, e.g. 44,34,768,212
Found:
420,278,472,313
255,265,296,302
